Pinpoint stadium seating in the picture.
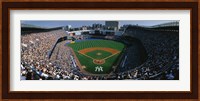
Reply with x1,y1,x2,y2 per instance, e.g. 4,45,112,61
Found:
21,25,179,80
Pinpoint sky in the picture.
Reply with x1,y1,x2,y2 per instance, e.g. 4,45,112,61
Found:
21,20,178,28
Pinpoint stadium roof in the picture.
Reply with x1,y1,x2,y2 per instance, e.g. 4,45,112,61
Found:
21,23,48,29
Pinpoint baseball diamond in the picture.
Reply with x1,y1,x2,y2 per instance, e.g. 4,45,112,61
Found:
67,39,125,74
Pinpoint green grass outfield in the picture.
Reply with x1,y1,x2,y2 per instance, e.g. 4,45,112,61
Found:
67,39,125,74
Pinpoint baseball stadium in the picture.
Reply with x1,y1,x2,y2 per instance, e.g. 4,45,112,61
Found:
21,21,179,80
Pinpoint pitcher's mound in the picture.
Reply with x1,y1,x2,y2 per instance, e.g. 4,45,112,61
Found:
96,52,102,56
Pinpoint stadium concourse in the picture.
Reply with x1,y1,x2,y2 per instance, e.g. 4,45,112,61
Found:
21,23,179,80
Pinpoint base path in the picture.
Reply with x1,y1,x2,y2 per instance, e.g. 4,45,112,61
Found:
77,47,121,65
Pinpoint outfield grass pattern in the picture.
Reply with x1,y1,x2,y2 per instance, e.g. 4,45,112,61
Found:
68,40,125,74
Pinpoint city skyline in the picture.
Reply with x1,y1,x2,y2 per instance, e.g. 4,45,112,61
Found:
21,20,178,28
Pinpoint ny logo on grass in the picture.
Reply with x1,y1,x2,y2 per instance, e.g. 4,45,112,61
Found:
95,66,103,72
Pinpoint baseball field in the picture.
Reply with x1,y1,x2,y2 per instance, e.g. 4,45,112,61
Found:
67,39,125,74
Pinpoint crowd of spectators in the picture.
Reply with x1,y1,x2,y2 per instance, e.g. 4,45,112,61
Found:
21,30,73,80
21,29,106,80
21,26,179,80
115,26,179,80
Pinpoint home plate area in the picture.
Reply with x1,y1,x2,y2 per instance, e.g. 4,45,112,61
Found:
77,47,120,73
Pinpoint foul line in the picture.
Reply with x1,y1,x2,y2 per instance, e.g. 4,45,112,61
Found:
102,52,120,60
77,51,95,60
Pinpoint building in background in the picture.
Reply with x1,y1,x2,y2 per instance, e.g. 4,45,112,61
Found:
105,21,119,31
82,26,87,30
63,25,72,31
92,23,103,30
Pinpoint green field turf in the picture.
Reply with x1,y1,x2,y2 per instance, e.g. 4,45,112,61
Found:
86,50,112,60
68,40,125,74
